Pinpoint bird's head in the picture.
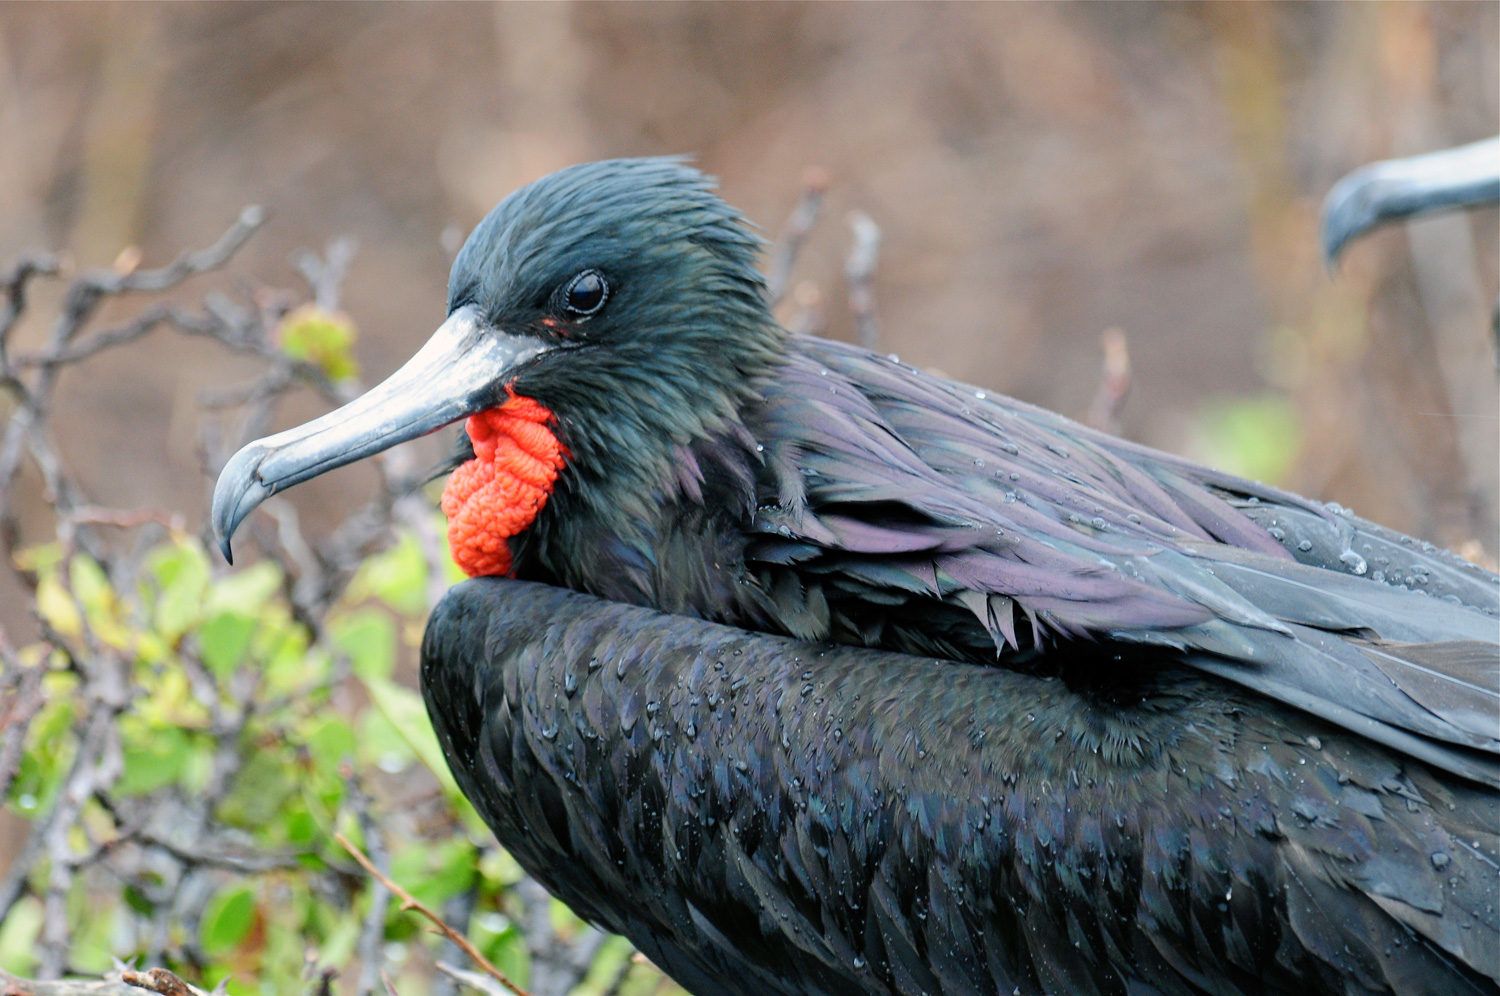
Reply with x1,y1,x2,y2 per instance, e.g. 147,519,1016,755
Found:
213,157,784,574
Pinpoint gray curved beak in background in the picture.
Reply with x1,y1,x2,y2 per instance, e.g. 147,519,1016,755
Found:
1322,136,1500,265
211,304,553,562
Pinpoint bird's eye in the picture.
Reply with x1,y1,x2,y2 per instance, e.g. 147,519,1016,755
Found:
563,270,608,317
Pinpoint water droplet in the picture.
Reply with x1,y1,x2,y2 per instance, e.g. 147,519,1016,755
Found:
1126,513,1141,524
999,441,1019,455
1047,444,1070,459
1371,570,1385,583
973,458,985,467
1339,549,1368,575
564,671,578,695
587,657,601,671
1306,736,1321,750
1297,539,1313,552
1431,851,1452,870
887,353,901,363
756,444,765,453
974,390,986,400
853,956,866,970
1092,517,1107,529
1267,527,1285,541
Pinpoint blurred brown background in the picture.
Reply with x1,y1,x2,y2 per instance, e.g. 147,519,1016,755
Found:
1,1,1496,579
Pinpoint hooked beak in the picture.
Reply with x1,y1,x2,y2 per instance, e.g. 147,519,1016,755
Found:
211,304,552,563
1322,136,1500,266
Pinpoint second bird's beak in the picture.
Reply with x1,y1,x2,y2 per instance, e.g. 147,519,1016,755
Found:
211,304,552,563
1321,136,1500,265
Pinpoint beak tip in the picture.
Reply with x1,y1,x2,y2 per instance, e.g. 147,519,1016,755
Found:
212,444,274,565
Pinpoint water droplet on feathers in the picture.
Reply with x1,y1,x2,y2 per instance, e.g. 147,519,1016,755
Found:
1000,442,1019,455
975,391,987,400
1297,539,1313,551
563,671,578,695
1431,851,1452,870
1339,549,1367,575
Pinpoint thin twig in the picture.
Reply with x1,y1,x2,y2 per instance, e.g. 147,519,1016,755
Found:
766,167,829,308
1085,327,1131,434
844,211,881,350
334,833,534,996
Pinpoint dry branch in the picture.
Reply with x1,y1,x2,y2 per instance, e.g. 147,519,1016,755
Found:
334,833,533,996
844,210,881,350
765,166,829,308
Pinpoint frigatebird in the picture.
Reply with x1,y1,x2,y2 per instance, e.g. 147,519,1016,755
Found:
214,159,1500,996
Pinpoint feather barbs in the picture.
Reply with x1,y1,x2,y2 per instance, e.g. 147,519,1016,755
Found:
441,391,568,577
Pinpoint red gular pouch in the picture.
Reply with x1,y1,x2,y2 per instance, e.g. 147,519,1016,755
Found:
440,390,568,577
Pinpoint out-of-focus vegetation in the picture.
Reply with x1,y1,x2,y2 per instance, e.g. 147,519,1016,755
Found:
0,228,683,996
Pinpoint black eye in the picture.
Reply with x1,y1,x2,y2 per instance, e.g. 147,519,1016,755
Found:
563,270,608,317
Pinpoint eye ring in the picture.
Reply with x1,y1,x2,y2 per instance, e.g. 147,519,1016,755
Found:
563,269,609,317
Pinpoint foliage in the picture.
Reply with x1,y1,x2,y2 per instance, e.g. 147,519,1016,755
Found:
0,224,682,996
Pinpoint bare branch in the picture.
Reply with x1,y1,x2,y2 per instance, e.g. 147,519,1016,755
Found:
335,833,534,996
765,167,829,308
844,211,881,350
294,238,359,314
1085,327,1132,435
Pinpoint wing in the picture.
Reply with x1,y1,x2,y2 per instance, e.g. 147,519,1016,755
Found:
741,338,1500,786
424,578,1500,996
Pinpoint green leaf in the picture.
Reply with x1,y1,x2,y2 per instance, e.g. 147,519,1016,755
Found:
201,883,257,954
199,610,258,678
348,532,428,616
146,539,210,642
68,553,111,616
206,561,284,616
36,574,82,638
305,716,356,777
358,707,414,773
1191,394,1303,487
361,675,458,797
279,305,360,382
0,894,41,974
331,609,396,680
117,722,192,796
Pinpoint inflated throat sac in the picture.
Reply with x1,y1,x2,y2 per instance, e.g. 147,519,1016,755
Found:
441,393,567,577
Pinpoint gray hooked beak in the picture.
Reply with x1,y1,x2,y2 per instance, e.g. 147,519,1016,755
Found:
1322,136,1500,266
211,304,552,563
